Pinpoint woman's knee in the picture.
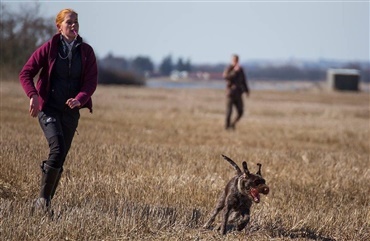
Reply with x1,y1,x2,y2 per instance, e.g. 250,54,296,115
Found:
47,135,66,167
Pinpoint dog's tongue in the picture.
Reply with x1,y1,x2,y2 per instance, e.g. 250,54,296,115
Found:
250,188,260,203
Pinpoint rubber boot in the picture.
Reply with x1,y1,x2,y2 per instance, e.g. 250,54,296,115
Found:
35,161,61,214
50,168,63,200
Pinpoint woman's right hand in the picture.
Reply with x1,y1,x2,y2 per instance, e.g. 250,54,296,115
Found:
29,95,39,117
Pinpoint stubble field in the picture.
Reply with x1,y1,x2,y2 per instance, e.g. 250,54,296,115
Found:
0,80,369,240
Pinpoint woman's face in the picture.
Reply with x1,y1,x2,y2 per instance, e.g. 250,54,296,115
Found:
58,12,79,39
231,56,239,66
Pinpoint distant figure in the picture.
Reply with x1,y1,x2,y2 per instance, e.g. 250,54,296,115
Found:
223,54,249,130
19,8,98,214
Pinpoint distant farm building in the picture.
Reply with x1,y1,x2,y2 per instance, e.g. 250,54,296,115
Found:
327,69,360,91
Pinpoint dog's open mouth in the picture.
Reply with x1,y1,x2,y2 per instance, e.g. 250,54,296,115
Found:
250,188,260,203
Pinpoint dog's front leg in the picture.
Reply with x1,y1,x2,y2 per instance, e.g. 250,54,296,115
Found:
236,214,250,232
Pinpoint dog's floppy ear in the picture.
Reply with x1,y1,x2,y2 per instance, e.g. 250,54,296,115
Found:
242,161,250,176
256,163,262,176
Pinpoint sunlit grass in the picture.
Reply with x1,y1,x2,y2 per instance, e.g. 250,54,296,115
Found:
1,81,369,240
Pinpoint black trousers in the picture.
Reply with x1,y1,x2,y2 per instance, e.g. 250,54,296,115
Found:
38,107,80,169
226,95,244,128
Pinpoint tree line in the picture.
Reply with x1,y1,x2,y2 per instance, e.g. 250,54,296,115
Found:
99,54,192,77
0,3,192,85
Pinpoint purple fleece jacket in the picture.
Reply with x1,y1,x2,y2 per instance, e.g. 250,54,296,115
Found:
19,33,98,113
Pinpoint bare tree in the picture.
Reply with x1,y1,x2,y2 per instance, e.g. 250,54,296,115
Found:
1,3,54,80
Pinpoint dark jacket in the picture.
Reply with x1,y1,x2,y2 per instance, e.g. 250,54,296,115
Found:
224,65,249,97
19,33,98,113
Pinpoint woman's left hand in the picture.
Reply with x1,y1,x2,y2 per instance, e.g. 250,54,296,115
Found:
66,98,81,109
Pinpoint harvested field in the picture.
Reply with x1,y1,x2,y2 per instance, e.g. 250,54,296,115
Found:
1,81,369,240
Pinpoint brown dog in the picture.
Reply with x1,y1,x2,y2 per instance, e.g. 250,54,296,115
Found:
203,154,269,235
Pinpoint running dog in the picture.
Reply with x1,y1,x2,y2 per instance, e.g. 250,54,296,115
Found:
203,154,269,235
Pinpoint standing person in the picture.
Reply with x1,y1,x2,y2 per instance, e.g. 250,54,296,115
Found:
223,54,249,130
19,8,98,214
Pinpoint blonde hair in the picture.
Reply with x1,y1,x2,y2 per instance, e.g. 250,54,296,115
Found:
55,9,78,31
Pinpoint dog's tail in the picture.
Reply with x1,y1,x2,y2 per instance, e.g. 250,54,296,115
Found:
221,154,242,176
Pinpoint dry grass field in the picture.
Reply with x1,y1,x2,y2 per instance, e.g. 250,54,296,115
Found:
1,80,369,241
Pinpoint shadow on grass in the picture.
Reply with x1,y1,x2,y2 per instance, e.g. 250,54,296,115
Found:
205,222,336,240
263,219,336,241
268,227,336,241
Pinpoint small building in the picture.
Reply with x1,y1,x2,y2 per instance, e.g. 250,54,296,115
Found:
327,69,360,91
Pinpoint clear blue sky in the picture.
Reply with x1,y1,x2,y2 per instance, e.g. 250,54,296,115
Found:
7,0,370,64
